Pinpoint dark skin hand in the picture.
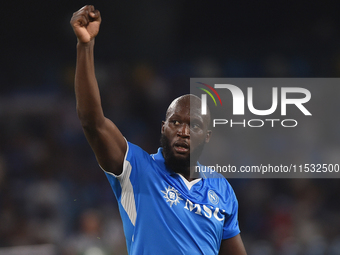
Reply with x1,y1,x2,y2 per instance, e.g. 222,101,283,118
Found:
71,5,247,255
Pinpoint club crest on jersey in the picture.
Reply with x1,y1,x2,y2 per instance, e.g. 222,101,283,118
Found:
208,190,219,205
161,186,183,207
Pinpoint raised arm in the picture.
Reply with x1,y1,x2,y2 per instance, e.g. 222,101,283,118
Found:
70,5,126,175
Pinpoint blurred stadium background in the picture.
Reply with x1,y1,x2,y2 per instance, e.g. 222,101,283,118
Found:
2,1,340,254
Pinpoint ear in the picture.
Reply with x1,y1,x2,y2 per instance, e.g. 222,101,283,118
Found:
205,130,212,143
161,121,165,134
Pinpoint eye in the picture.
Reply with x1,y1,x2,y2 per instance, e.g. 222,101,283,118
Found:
190,122,201,129
172,120,180,125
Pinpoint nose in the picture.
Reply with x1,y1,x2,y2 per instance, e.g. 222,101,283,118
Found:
177,123,190,137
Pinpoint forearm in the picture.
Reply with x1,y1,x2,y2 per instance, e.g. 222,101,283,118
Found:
75,39,105,128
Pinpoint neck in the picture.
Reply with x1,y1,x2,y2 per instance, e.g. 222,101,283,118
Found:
161,148,200,181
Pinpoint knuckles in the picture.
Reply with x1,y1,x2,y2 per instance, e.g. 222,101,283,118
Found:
70,5,101,32
71,6,101,24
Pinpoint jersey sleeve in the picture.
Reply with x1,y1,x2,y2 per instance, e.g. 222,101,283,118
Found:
222,186,241,240
102,140,150,193
102,140,151,226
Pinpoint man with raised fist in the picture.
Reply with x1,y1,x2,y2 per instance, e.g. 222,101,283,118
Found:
70,5,247,255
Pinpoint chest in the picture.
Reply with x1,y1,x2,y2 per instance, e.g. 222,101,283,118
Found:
137,170,227,233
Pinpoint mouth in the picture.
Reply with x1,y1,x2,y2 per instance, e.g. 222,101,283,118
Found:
173,141,189,154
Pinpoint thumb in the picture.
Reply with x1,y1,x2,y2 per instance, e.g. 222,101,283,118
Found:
89,10,101,21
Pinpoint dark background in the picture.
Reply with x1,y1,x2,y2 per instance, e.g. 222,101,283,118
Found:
1,1,340,254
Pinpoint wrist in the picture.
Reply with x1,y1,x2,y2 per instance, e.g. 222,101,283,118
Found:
77,39,95,48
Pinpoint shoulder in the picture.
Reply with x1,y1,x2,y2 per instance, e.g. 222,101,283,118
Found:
105,141,155,180
125,141,168,175
125,141,154,163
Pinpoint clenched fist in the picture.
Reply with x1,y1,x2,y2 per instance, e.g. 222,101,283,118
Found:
70,5,101,44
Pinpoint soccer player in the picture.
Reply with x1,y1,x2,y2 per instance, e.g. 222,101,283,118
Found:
70,5,247,255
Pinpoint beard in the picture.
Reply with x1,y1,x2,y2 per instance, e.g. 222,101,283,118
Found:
160,134,205,175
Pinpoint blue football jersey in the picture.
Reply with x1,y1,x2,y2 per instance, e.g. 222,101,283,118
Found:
104,141,240,255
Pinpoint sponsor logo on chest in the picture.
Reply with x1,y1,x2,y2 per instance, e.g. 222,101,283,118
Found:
161,186,225,221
